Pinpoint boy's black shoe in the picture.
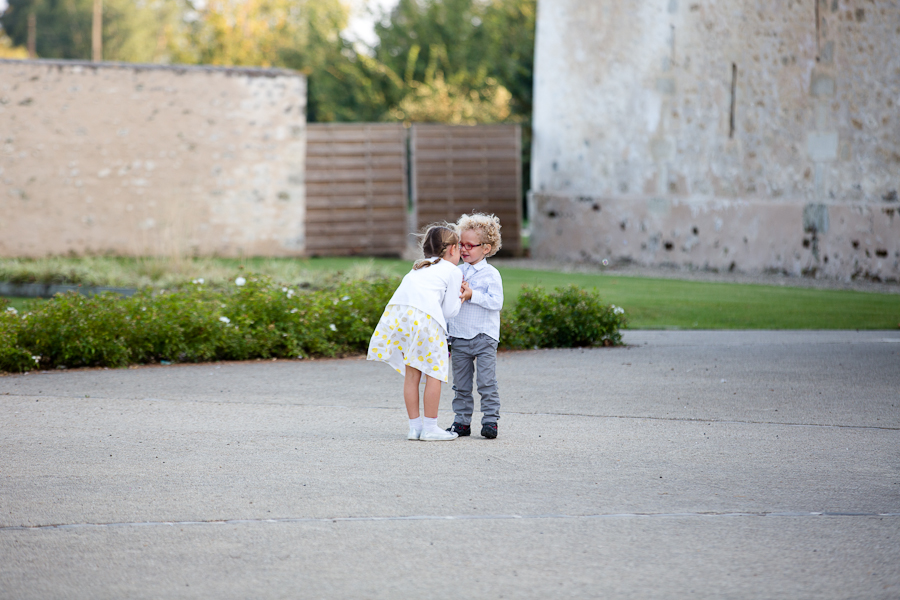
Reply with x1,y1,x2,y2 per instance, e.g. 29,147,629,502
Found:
446,422,471,436
481,422,498,439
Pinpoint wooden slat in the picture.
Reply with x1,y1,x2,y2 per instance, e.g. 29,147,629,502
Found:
306,132,406,144
414,138,519,148
306,207,410,222
306,231,407,243
415,175,520,187
306,234,409,254
306,193,405,203
418,210,520,221
306,182,407,196
307,196,406,209
305,169,405,184
306,231,407,244
306,156,405,169
413,126,515,138
413,150,519,162
306,143,406,157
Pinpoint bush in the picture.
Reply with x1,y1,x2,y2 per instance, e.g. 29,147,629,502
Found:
0,301,37,373
17,292,133,368
0,279,626,373
0,275,397,372
500,285,626,349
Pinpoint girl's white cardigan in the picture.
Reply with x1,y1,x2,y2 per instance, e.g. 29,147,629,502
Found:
386,258,463,335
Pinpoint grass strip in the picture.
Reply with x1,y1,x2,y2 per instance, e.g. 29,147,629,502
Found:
497,268,900,330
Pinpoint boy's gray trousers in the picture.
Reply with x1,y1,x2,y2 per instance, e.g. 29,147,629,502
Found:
449,334,500,425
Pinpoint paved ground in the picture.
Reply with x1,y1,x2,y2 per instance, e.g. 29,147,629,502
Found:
1,330,898,599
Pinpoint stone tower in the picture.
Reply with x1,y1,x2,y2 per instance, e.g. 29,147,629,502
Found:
531,0,899,281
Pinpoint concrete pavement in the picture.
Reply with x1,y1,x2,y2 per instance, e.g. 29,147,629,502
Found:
1,330,898,598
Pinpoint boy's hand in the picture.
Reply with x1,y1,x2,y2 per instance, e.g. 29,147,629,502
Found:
460,281,473,302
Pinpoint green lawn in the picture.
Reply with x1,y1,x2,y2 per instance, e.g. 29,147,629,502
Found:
3,257,898,330
497,267,899,330
5,297,33,313
285,258,899,330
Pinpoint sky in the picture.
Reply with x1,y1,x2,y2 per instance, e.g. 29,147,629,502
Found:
344,0,400,48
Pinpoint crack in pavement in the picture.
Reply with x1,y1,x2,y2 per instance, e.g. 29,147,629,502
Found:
3,511,899,532
517,411,900,431
3,394,898,431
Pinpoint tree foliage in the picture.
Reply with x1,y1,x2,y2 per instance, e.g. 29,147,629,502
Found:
388,71,513,124
170,0,347,68
373,0,534,122
0,29,27,58
0,0,185,63
0,0,535,125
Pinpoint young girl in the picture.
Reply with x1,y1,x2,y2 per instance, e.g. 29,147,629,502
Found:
367,224,464,441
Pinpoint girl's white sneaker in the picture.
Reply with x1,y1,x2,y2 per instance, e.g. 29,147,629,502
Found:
419,428,459,441
407,427,422,440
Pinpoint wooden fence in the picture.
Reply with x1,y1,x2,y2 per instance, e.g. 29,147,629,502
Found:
305,124,409,256
411,124,522,257
305,123,522,257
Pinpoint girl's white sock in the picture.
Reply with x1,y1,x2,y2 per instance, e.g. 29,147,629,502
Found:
409,416,423,431
422,417,441,433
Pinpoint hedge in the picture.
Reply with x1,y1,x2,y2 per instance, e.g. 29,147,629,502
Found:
0,277,626,373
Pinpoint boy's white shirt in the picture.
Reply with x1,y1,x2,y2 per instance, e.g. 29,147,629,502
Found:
386,258,463,335
448,259,503,341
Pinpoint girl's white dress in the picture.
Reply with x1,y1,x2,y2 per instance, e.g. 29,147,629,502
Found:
367,258,463,382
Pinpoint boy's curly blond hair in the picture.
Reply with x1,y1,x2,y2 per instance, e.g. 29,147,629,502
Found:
457,213,502,257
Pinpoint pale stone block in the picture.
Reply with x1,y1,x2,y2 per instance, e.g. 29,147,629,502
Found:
807,132,839,162
651,138,675,162
810,72,835,97
655,78,676,95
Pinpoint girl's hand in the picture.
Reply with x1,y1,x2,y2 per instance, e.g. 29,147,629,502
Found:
460,281,473,302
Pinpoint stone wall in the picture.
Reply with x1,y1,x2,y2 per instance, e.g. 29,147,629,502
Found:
531,0,900,281
0,60,306,257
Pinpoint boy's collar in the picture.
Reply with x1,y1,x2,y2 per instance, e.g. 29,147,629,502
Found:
465,259,488,270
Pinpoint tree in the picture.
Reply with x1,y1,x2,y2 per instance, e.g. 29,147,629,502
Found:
480,0,535,119
170,0,346,68
375,0,489,90
0,0,186,63
372,0,534,123
386,45,513,124
1,0,92,59
167,0,382,122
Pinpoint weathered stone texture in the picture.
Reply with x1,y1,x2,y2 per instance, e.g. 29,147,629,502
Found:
533,194,900,280
532,0,900,280
0,60,306,257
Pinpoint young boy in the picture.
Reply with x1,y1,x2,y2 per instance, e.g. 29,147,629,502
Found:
446,213,504,439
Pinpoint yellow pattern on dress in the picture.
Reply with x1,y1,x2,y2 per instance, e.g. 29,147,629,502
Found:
366,304,450,382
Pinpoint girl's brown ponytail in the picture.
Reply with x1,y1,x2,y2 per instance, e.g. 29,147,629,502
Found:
413,224,460,270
